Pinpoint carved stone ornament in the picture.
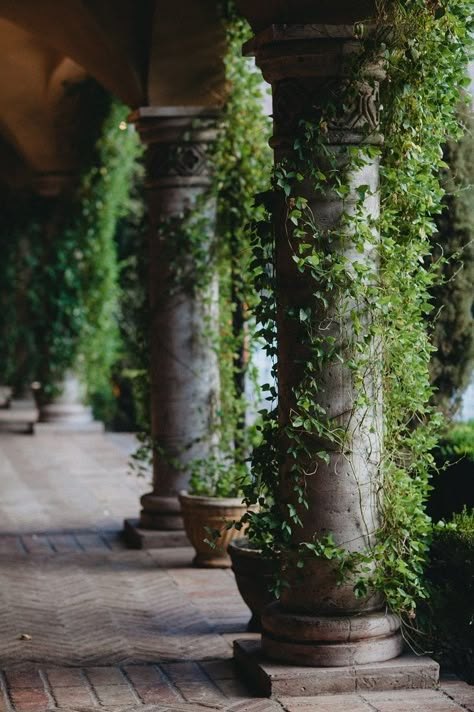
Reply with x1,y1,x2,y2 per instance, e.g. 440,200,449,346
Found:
247,24,385,146
145,141,211,180
273,77,381,137
131,107,219,189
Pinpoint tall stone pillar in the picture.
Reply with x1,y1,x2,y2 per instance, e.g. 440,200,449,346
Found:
124,108,221,548
234,19,439,696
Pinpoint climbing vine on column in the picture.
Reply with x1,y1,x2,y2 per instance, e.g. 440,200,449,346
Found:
241,0,473,629
213,13,272,474
131,10,271,495
73,102,144,404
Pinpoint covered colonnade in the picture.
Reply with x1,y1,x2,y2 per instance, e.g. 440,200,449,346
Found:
0,0,461,702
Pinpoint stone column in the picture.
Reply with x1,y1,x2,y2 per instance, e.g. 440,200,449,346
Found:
241,25,402,668
124,108,221,547
31,172,102,434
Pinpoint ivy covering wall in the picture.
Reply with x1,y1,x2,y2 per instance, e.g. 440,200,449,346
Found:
0,94,143,412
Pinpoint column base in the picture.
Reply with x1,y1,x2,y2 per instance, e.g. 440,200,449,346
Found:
261,604,403,667
34,403,103,434
234,639,440,698
0,385,12,408
139,493,184,530
123,518,190,549
0,398,38,433
10,398,37,410
0,411,37,433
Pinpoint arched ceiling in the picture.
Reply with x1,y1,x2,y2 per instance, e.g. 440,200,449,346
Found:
148,0,226,107
0,0,148,108
0,133,32,189
0,0,226,181
0,18,89,173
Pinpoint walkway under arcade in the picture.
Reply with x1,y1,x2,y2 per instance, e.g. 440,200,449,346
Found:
0,431,471,712
0,0,473,709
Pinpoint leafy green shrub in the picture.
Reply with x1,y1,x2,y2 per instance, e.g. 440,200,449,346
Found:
2,98,143,414
188,456,249,498
73,100,143,409
423,509,474,682
112,193,149,432
439,419,474,459
0,188,34,392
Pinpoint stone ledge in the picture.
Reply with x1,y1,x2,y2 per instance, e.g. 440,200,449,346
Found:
0,407,37,433
33,420,104,435
123,518,190,549
234,638,440,698
33,419,104,434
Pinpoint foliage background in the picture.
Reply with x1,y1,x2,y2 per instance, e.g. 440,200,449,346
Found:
0,91,144,416
428,99,474,419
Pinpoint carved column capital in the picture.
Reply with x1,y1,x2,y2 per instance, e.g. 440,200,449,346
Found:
245,24,385,147
131,106,220,191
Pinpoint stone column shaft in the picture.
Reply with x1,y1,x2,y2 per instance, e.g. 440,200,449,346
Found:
246,24,402,666
133,107,220,531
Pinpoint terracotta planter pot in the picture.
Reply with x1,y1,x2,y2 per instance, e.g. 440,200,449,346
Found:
228,538,279,631
178,491,248,568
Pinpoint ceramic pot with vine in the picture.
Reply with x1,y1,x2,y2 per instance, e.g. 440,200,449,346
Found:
228,537,278,631
178,491,248,568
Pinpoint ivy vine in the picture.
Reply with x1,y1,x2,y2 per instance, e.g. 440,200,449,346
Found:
72,101,143,409
210,13,272,492
3,97,143,407
132,9,272,498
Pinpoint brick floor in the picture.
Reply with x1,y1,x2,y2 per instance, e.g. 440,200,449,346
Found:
0,431,472,712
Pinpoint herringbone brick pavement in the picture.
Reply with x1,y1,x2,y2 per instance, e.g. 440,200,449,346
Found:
0,432,472,712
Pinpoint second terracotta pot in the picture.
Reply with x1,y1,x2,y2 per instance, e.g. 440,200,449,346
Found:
228,537,278,631
178,491,248,568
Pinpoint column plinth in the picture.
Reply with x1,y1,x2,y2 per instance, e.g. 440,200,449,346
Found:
34,370,103,434
125,108,220,545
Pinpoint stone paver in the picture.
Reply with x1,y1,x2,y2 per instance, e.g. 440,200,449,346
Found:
361,689,466,711
279,694,373,712
441,679,474,711
0,431,471,712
